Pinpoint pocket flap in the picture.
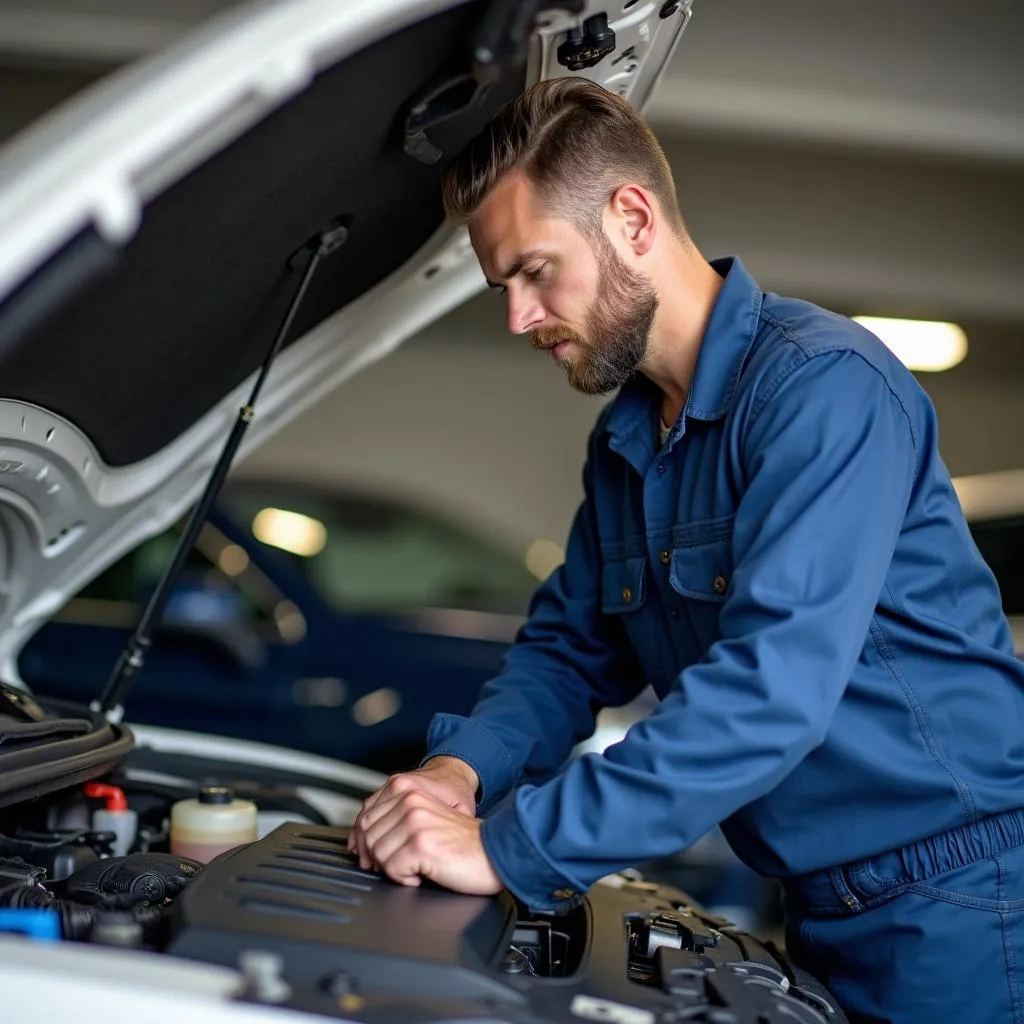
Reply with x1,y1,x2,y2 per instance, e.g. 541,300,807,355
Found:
669,537,732,603
601,556,647,613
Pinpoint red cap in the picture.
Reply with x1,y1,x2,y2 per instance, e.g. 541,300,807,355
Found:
84,782,128,812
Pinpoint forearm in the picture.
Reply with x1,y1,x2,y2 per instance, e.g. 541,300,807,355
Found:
480,635,839,910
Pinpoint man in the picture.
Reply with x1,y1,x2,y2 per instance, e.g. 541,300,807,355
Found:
348,78,1024,1023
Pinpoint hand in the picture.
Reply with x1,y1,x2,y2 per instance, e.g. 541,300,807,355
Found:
357,787,503,895
347,756,479,868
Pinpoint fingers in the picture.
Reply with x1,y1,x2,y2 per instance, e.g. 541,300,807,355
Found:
361,791,448,884
348,789,497,896
346,764,475,872
362,792,432,863
347,775,437,869
347,774,406,851
348,766,471,845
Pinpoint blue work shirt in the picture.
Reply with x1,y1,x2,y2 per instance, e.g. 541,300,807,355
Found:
424,256,1024,912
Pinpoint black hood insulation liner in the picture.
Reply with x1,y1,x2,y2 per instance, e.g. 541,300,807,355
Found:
95,221,348,719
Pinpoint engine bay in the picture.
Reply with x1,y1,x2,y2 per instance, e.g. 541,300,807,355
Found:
0,773,846,1024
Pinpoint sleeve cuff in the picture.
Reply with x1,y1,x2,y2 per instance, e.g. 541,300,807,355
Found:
480,793,586,914
420,713,518,814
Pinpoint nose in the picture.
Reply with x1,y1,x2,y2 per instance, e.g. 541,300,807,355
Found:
506,288,545,335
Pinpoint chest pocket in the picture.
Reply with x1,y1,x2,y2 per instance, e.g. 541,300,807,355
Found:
669,516,735,655
599,552,665,688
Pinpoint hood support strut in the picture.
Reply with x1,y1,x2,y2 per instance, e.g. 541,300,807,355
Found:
94,220,349,720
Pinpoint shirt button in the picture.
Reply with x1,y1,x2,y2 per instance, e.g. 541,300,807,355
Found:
713,575,728,595
659,549,671,565
656,463,666,475
621,587,633,603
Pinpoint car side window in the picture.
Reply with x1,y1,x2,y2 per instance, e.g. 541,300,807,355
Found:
222,486,540,616
305,507,539,614
61,522,271,630
970,515,1024,615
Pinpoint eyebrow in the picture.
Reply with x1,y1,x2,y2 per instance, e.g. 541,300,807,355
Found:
485,249,548,289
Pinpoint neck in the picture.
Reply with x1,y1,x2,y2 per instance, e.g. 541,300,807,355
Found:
640,241,722,426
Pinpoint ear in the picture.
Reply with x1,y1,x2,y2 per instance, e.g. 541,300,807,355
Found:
608,184,656,256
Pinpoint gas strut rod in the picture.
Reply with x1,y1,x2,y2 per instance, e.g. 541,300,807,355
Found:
96,220,349,719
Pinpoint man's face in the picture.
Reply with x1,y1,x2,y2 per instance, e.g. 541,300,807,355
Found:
469,171,658,395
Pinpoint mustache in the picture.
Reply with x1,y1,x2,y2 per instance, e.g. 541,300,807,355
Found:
530,327,585,351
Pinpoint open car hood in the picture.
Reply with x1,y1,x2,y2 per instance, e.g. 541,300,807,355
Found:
0,0,692,685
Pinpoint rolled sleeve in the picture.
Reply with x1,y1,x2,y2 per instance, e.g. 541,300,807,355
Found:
477,347,919,896
481,799,586,912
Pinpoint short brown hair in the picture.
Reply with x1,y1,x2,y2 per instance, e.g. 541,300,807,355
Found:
441,77,685,238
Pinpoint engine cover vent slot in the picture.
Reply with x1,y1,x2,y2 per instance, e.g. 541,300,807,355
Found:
234,875,362,905
239,898,354,923
255,861,372,891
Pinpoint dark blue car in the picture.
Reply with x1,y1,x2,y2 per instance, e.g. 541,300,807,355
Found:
18,477,540,773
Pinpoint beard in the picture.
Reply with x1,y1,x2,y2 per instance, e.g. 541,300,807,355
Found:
531,235,658,396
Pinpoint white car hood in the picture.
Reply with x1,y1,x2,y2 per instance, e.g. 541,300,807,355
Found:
0,0,692,686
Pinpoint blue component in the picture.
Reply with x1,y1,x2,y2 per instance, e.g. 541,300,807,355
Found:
0,909,60,941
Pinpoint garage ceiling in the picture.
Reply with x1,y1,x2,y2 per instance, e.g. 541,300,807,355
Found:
1,0,1020,159
0,0,1020,363
649,0,1023,165
0,0,1019,520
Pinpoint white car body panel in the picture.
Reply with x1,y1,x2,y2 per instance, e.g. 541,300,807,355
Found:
124,723,385,825
0,937,325,1024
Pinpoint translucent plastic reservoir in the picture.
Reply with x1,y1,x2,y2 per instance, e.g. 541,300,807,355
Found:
170,785,258,864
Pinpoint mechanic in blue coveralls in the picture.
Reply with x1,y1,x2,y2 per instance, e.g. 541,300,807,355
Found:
348,78,1024,1023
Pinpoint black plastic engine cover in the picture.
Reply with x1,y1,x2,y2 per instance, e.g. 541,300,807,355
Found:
168,822,847,1023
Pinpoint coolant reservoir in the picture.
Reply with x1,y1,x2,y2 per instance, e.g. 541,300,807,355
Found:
170,785,258,863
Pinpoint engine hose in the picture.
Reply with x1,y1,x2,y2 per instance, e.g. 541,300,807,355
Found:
0,881,97,940
64,853,203,908
0,882,167,944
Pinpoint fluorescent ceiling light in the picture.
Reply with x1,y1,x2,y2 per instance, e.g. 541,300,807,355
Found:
853,316,967,372
252,507,327,557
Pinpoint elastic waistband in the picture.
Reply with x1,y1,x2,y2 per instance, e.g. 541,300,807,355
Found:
783,807,1024,917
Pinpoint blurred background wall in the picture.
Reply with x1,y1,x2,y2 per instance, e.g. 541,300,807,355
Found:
0,0,1021,558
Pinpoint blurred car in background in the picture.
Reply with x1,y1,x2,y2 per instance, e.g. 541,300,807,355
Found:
954,468,1024,654
18,476,541,774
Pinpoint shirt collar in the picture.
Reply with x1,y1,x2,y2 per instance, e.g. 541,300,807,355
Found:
685,256,763,421
604,256,763,454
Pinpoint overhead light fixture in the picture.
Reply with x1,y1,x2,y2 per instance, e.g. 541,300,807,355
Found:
352,688,402,727
853,316,967,372
216,544,250,577
252,507,327,557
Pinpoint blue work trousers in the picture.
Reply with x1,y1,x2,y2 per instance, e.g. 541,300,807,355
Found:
783,807,1024,1023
